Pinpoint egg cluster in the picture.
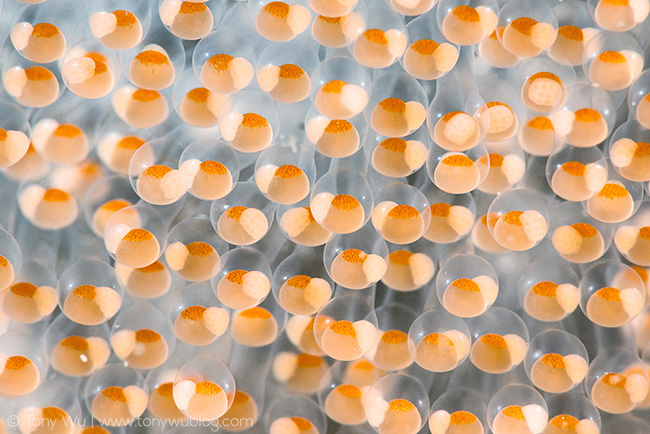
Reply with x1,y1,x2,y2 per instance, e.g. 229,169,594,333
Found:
0,0,649,433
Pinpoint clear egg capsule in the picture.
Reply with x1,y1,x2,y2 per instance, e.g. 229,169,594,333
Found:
497,0,558,58
365,129,429,179
516,56,576,114
364,374,429,434
2,142,50,182
583,32,643,91
517,259,580,322
628,69,650,130
324,226,388,290
542,393,601,434
123,30,183,92
351,6,407,69
159,0,219,40
276,198,333,247
17,182,78,230
421,182,475,244
471,212,507,253
467,307,529,374
255,144,316,205
173,69,228,128
89,0,150,50
427,145,490,195
267,396,327,434
608,120,650,183
428,389,488,434
477,27,521,69
231,296,286,347
306,111,367,158
250,0,312,42
579,260,645,328
0,229,21,291
381,241,435,292
311,10,365,48
525,330,589,394
285,315,324,356
548,1,599,67
437,0,499,46
61,44,119,99
549,201,612,264
487,384,548,434
178,138,239,201
402,12,459,80
477,139,527,194
584,174,642,224
14,377,81,434
408,309,470,373
218,90,279,153
82,175,139,238
0,330,48,396
371,182,430,245
478,79,527,143
318,361,367,425
146,363,189,423
586,348,650,414
85,364,149,426
211,247,273,310
10,2,71,64
366,305,416,372
487,188,549,251
168,282,228,346
211,182,274,245
115,260,172,300
1,261,56,324
273,351,329,394
591,0,650,32
311,56,371,120
173,356,235,421
615,202,650,266
2,56,61,108
546,145,607,202
0,100,30,168
111,85,169,129
31,118,89,166
96,120,150,175
45,315,111,378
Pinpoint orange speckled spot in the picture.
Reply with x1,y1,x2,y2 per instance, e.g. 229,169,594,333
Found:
156,382,174,396
450,411,477,425
88,55,108,77
541,353,566,369
264,2,290,18
10,282,38,298
296,353,323,367
239,307,272,319
135,50,170,65
122,228,154,242
331,194,360,210
180,305,206,321
60,336,89,351
380,138,407,153
138,261,165,273
595,286,621,302
42,407,67,421
325,119,353,134
179,2,207,13
430,202,451,217
132,89,161,102
452,278,480,292
330,320,357,337
597,183,628,199
480,153,504,167
135,328,162,342
562,161,586,176
364,29,388,45
226,206,247,221
528,116,554,130
411,39,439,55
574,108,601,122
337,384,361,398
200,160,228,175
186,241,214,257
452,5,480,22
550,414,579,429
487,101,511,110
291,417,313,431
602,0,629,4
480,333,508,348
5,356,31,370
32,23,60,38
381,329,407,344
387,204,419,219
53,124,83,138
113,10,137,27
424,332,454,346
632,265,649,281
510,17,538,35
303,206,316,222
0,129,6,141
634,142,650,157
598,51,626,63
558,25,583,41
322,80,346,93
318,15,342,24
287,275,312,289
341,248,367,263
441,111,465,122
379,98,406,113
352,359,375,370
571,223,597,238
601,372,626,388
101,199,130,213
502,210,524,226
389,399,415,412
279,64,304,79
82,427,110,434
208,54,233,71
117,136,145,149
0,256,8,267
242,113,268,128
503,405,526,420
389,250,413,265
72,285,97,300
195,381,223,395
43,188,70,202
186,87,210,103
275,164,302,179
529,71,563,84
226,269,248,284
532,281,558,297
102,387,127,402
441,154,474,167
233,391,250,404
25,67,54,81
